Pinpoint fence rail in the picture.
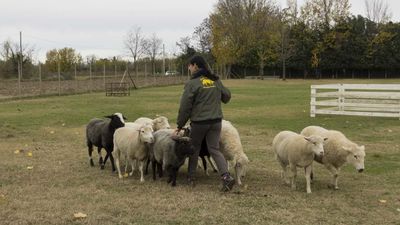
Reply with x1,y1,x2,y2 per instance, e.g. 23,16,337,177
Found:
310,84,400,119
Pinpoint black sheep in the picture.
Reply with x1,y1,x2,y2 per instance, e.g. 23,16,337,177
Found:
86,113,126,171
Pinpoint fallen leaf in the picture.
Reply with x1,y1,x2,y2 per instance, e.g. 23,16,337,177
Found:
397,208,400,212
27,152,33,157
50,131,55,134
123,173,129,178
74,212,87,218
14,150,20,154
388,129,392,133
27,166,33,170
379,199,387,203
62,123,66,126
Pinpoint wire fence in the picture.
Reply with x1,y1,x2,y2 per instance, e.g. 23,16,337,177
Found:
0,73,188,100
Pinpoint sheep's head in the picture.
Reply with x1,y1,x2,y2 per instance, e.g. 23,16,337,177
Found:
171,136,193,158
139,124,154,144
106,112,126,129
304,135,326,157
235,154,249,184
344,145,365,172
153,116,171,130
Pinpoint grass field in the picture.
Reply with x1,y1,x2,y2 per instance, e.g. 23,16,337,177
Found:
1,79,399,225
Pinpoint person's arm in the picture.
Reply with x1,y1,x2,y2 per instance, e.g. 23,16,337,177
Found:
219,80,231,104
177,82,195,129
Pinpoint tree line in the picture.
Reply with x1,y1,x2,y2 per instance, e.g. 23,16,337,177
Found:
1,0,399,80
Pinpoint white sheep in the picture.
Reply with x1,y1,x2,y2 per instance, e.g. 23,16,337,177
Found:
113,123,154,182
300,125,365,190
272,130,326,194
219,120,249,186
127,116,170,131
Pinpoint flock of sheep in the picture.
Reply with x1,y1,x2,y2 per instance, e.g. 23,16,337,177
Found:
85,113,248,187
85,112,366,193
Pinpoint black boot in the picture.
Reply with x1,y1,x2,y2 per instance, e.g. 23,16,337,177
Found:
220,173,235,192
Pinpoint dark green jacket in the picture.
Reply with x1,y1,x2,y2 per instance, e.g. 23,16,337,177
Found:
177,69,231,129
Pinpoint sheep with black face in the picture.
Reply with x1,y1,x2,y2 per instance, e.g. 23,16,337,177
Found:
85,113,126,171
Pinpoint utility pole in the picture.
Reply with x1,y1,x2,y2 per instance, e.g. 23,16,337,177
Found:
18,31,22,97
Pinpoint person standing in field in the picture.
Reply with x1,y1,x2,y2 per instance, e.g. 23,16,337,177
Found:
175,55,235,192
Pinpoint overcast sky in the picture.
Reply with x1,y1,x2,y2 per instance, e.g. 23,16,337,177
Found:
1,0,399,62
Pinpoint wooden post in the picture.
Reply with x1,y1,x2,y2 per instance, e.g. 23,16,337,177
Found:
75,64,77,93
310,86,316,117
39,62,42,95
338,84,344,112
89,63,92,93
103,62,106,89
58,58,61,96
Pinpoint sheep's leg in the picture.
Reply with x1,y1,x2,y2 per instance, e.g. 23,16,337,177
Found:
171,167,178,187
234,164,242,186
127,157,134,176
278,161,290,185
109,152,116,172
87,143,94,166
97,147,104,169
289,164,297,191
103,153,109,170
207,156,218,173
115,153,123,179
138,161,145,183
200,156,208,176
158,162,163,178
305,165,312,194
152,160,157,181
144,158,151,175
326,165,340,190
310,164,314,183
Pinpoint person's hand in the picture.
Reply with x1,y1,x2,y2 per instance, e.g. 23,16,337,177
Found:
174,128,181,135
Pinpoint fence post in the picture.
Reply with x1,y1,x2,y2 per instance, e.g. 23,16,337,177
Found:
39,62,42,95
89,63,92,93
103,62,106,89
338,84,344,112
74,64,77,93
310,86,316,117
58,59,61,96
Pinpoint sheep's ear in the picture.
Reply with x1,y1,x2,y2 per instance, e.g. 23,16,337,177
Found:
123,116,127,120
304,137,311,142
104,115,112,119
359,145,365,151
342,146,352,153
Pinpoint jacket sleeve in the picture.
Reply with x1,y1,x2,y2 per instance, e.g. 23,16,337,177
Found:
177,82,195,129
219,80,231,104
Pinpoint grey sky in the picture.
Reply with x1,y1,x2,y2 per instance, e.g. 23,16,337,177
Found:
1,0,398,62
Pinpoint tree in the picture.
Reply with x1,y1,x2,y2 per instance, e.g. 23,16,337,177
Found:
143,33,162,75
365,0,392,25
45,48,82,73
124,26,146,76
0,39,34,79
300,0,350,31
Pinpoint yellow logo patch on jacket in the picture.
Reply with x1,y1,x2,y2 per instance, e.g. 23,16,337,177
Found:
200,77,215,88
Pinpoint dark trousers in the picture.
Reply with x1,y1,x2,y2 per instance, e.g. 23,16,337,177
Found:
188,122,228,178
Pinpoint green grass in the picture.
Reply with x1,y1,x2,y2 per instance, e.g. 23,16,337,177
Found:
1,79,400,225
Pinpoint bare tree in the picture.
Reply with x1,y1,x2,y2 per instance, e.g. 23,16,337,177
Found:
300,0,350,30
124,26,146,76
143,33,162,75
0,39,35,78
365,0,392,24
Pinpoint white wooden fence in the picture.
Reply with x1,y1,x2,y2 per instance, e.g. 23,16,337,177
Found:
310,84,400,119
